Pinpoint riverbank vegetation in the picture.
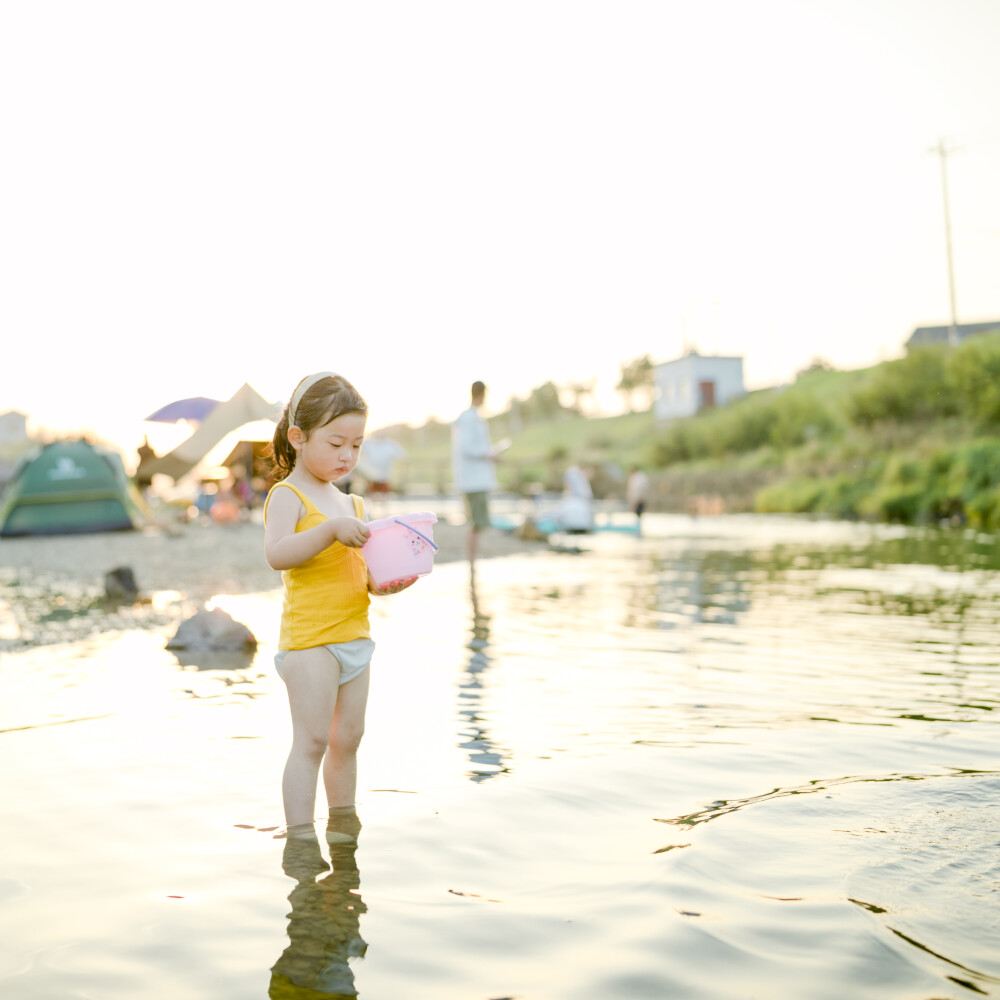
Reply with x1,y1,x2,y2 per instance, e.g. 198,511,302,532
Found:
649,333,1000,526
643,333,1000,526
749,335,1000,527
391,335,1000,526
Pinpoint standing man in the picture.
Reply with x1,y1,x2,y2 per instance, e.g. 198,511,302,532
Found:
452,380,498,562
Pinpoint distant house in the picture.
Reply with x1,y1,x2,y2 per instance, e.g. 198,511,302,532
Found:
653,351,745,422
906,320,1000,350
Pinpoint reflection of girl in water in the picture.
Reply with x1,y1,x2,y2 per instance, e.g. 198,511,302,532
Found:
270,809,367,999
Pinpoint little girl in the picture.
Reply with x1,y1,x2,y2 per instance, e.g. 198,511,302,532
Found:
264,371,416,837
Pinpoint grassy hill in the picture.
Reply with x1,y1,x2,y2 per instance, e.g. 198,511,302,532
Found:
392,332,1000,527
384,408,656,497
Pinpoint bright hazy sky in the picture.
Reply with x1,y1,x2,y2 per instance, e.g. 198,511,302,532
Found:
2,0,999,457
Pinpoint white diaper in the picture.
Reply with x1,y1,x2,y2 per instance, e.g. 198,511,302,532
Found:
274,638,375,685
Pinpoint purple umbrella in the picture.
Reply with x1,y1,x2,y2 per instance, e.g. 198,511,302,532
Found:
144,396,222,423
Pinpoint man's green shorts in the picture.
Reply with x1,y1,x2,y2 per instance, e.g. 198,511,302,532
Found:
464,491,491,530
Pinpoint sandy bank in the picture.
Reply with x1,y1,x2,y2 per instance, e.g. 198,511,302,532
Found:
0,513,544,651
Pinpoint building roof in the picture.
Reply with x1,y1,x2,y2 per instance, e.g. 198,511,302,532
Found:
654,351,744,369
907,321,1000,348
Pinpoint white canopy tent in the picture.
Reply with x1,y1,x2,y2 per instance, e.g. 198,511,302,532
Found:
144,384,280,483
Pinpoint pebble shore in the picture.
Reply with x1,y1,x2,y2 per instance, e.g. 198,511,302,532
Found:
0,512,543,651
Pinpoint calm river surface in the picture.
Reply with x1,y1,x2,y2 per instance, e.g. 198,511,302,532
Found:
1,513,998,999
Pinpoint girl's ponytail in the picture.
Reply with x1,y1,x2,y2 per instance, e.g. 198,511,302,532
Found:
270,410,298,475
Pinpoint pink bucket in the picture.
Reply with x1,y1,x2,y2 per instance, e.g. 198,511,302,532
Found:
362,511,439,587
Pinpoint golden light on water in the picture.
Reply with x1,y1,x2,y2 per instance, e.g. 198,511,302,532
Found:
3,518,1000,997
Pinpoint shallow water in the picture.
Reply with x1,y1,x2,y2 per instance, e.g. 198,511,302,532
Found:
1,514,998,999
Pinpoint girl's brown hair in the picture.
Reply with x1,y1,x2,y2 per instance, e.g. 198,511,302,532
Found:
269,374,368,475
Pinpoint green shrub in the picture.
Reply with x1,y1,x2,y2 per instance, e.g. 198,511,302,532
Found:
651,378,846,467
765,389,839,449
842,334,1000,431
814,474,877,519
650,420,693,465
940,437,1000,526
755,478,826,513
965,488,1000,528
860,454,930,522
754,470,877,519
846,347,955,426
860,482,929,523
944,333,1000,427
945,438,1000,496
754,439,1000,526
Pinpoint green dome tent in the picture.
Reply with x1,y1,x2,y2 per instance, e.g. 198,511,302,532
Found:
0,439,149,537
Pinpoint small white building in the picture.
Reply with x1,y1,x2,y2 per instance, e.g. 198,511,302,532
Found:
0,411,28,447
653,352,745,422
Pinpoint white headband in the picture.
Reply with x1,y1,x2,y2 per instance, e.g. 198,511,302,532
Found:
288,371,340,427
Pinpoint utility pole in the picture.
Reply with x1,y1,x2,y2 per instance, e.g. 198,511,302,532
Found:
930,137,959,346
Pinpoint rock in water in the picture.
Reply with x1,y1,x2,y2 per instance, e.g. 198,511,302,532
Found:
167,607,257,651
105,566,140,601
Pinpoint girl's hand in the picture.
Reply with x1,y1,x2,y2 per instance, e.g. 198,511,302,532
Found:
368,574,418,596
330,516,370,548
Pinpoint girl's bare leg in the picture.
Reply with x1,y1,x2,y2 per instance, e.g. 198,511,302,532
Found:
323,668,370,809
280,647,341,829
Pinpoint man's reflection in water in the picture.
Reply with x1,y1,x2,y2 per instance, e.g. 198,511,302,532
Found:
269,808,367,999
457,565,508,782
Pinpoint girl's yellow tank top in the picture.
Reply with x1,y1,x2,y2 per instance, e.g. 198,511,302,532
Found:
264,481,371,650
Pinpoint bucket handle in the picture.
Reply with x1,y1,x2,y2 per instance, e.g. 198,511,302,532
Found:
394,519,439,551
